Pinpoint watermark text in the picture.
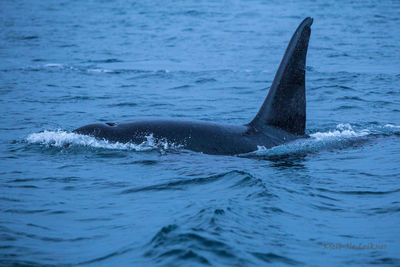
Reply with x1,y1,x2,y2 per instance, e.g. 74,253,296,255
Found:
323,242,386,250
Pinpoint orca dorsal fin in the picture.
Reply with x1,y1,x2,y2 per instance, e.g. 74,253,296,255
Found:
249,17,313,135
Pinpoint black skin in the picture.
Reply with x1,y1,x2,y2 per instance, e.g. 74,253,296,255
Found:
73,119,301,155
73,17,313,155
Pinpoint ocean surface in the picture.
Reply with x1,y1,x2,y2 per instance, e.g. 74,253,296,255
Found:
1,0,399,266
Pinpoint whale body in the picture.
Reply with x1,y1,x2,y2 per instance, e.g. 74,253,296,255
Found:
74,17,313,155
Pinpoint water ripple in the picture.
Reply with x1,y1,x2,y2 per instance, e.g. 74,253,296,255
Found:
121,170,255,194
250,252,302,265
316,187,400,196
144,224,245,265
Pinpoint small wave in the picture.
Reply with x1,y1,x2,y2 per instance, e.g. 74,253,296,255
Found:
316,187,400,196
251,252,302,265
145,224,241,265
26,130,181,152
44,63,64,68
87,68,113,73
336,96,366,102
384,124,400,129
195,77,217,84
20,35,39,40
333,105,363,111
108,102,138,107
87,58,123,63
121,170,255,194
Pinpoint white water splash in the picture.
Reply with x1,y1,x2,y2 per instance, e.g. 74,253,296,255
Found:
87,68,113,73
44,63,64,68
384,124,400,129
247,124,375,157
26,130,181,151
310,123,370,140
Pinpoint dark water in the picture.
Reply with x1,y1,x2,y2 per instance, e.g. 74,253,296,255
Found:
1,0,400,266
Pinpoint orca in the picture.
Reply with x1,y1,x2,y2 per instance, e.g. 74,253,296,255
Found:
74,17,313,155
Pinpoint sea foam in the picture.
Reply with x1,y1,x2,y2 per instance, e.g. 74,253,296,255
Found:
27,130,180,151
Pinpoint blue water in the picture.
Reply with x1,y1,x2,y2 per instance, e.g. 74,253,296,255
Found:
1,0,400,266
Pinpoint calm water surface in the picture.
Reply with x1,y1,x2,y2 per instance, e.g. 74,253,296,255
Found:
1,0,399,266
